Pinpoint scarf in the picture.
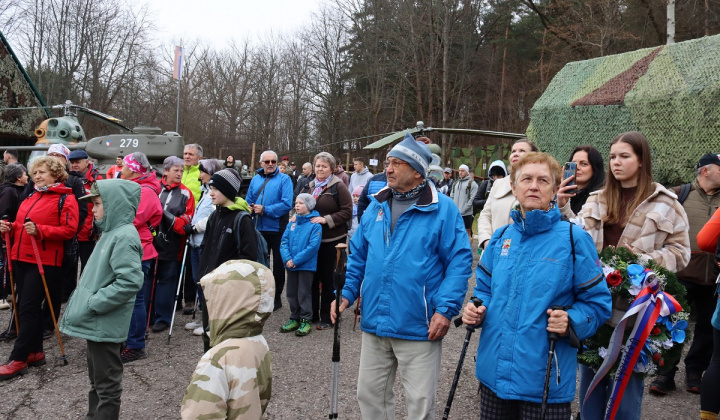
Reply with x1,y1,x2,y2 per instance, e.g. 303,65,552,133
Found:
391,179,427,200
312,177,331,199
34,182,61,193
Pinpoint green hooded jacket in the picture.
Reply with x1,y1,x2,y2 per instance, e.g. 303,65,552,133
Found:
182,164,202,208
59,179,143,343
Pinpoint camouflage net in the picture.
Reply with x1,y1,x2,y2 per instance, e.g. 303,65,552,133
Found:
527,34,720,185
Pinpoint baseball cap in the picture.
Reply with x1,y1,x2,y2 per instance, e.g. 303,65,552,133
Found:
79,182,100,202
697,153,720,169
443,167,452,174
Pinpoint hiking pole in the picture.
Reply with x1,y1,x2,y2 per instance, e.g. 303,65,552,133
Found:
2,216,19,335
329,243,347,419
192,290,199,320
25,218,68,365
145,257,159,340
167,238,190,344
541,305,563,420
442,297,484,420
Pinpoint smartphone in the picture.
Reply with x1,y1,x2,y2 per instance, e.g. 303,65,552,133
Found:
563,162,577,193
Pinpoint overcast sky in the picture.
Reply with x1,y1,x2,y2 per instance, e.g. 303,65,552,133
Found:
150,0,325,48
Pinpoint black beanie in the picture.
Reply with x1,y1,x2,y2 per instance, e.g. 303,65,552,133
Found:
209,169,241,200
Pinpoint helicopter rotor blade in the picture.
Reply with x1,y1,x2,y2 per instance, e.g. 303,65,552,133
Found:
363,127,525,150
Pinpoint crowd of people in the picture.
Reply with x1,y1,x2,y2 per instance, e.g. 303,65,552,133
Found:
0,131,718,419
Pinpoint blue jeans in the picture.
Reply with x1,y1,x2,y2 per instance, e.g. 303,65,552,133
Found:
125,260,152,350
578,363,643,420
190,247,203,309
153,259,182,325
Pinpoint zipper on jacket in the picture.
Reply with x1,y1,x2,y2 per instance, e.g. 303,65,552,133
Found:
423,285,429,327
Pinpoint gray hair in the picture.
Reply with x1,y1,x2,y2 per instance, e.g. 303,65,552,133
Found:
163,156,184,171
302,162,312,170
4,163,26,183
185,143,203,157
200,158,223,176
130,152,152,172
696,164,711,176
313,152,336,171
259,150,278,162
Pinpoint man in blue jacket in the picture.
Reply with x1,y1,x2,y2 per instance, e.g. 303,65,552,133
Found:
332,133,473,420
245,150,294,311
462,152,611,419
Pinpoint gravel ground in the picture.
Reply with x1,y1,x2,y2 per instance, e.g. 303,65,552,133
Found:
0,250,702,419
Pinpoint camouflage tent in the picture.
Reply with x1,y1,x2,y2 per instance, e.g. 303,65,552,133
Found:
527,34,720,185
0,31,48,143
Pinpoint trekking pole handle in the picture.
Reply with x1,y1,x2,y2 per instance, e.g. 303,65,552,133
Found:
455,297,484,328
548,305,564,342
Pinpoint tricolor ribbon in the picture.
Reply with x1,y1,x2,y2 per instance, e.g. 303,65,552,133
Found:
581,266,682,420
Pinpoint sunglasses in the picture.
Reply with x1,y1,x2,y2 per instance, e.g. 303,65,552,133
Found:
264,160,277,164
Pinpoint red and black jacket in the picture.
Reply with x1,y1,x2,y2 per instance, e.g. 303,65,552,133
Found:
77,164,102,242
10,184,79,267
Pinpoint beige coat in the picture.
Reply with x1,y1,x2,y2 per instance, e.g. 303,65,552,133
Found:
476,176,518,246
578,183,690,273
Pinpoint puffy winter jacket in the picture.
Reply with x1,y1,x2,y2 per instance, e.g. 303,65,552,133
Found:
189,184,215,248
182,164,202,208
477,176,517,246
450,175,478,216
60,179,143,342
131,172,163,261
280,210,322,272
9,184,79,267
245,167,293,233
0,182,25,222
342,182,473,340
356,172,387,220
474,205,611,404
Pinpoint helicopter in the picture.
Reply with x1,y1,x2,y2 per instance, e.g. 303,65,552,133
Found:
363,121,525,183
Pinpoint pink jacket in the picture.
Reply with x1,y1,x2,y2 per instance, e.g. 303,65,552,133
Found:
131,173,163,261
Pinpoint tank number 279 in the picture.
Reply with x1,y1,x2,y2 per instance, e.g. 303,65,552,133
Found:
119,138,139,148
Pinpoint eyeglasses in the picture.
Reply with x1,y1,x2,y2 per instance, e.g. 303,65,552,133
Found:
264,160,277,164
386,159,409,169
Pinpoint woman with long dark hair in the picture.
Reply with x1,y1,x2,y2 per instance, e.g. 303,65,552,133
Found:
576,131,690,419
557,145,605,215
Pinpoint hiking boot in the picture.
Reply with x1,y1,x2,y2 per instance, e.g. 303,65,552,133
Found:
316,322,332,330
151,321,169,333
121,348,148,364
0,360,28,380
649,374,676,395
192,326,204,336
686,371,702,394
279,319,300,333
0,299,10,310
0,329,17,340
27,352,46,367
185,321,202,330
42,329,54,340
295,319,312,336
182,302,195,315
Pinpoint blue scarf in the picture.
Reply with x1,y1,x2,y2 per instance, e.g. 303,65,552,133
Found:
312,177,331,199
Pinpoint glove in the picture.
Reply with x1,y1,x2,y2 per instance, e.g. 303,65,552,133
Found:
183,224,195,236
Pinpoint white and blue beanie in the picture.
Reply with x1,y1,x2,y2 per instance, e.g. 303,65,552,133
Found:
388,132,432,178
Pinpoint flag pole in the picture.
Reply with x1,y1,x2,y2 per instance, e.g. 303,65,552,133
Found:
174,41,183,133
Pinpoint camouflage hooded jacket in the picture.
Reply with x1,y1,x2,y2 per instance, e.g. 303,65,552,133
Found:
181,260,274,420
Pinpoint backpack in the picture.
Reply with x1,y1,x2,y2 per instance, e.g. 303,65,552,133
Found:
234,211,270,268
674,183,692,205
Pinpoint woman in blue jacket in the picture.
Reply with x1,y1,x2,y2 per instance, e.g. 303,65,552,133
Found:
462,152,611,419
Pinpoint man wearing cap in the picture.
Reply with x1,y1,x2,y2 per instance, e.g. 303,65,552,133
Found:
120,152,163,363
67,149,103,296
245,150,293,311
331,132,473,419
182,144,203,208
450,164,478,241
649,152,720,395
437,167,454,195
106,155,124,179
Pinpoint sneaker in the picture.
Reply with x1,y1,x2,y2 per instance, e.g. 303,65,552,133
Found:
0,300,9,310
42,329,54,340
192,326,204,336
121,348,148,364
295,319,312,336
686,371,702,394
649,374,676,395
151,321,169,333
0,360,28,380
316,322,332,330
27,352,46,367
279,319,300,333
185,321,202,330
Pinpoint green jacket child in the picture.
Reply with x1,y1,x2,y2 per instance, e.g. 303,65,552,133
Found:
60,179,143,420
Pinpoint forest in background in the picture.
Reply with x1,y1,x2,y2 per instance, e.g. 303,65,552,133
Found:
2,0,719,167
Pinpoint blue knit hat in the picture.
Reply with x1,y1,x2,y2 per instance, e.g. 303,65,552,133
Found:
388,132,432,177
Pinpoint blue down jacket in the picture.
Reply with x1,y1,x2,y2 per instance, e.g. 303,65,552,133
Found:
342,182,473,340
474,205,611,403
280,210,322,272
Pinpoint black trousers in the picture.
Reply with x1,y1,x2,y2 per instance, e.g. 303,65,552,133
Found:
86,340,123,420
10,261,62,361
312,238,344,324
261,231,285,309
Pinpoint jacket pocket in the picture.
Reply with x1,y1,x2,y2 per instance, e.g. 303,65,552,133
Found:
62,287,96,332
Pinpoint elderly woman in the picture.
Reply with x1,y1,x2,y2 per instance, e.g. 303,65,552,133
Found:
0,156,79,379
462,152,611,419
183,158,224,334
303,152,352,329
150,156,195,333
